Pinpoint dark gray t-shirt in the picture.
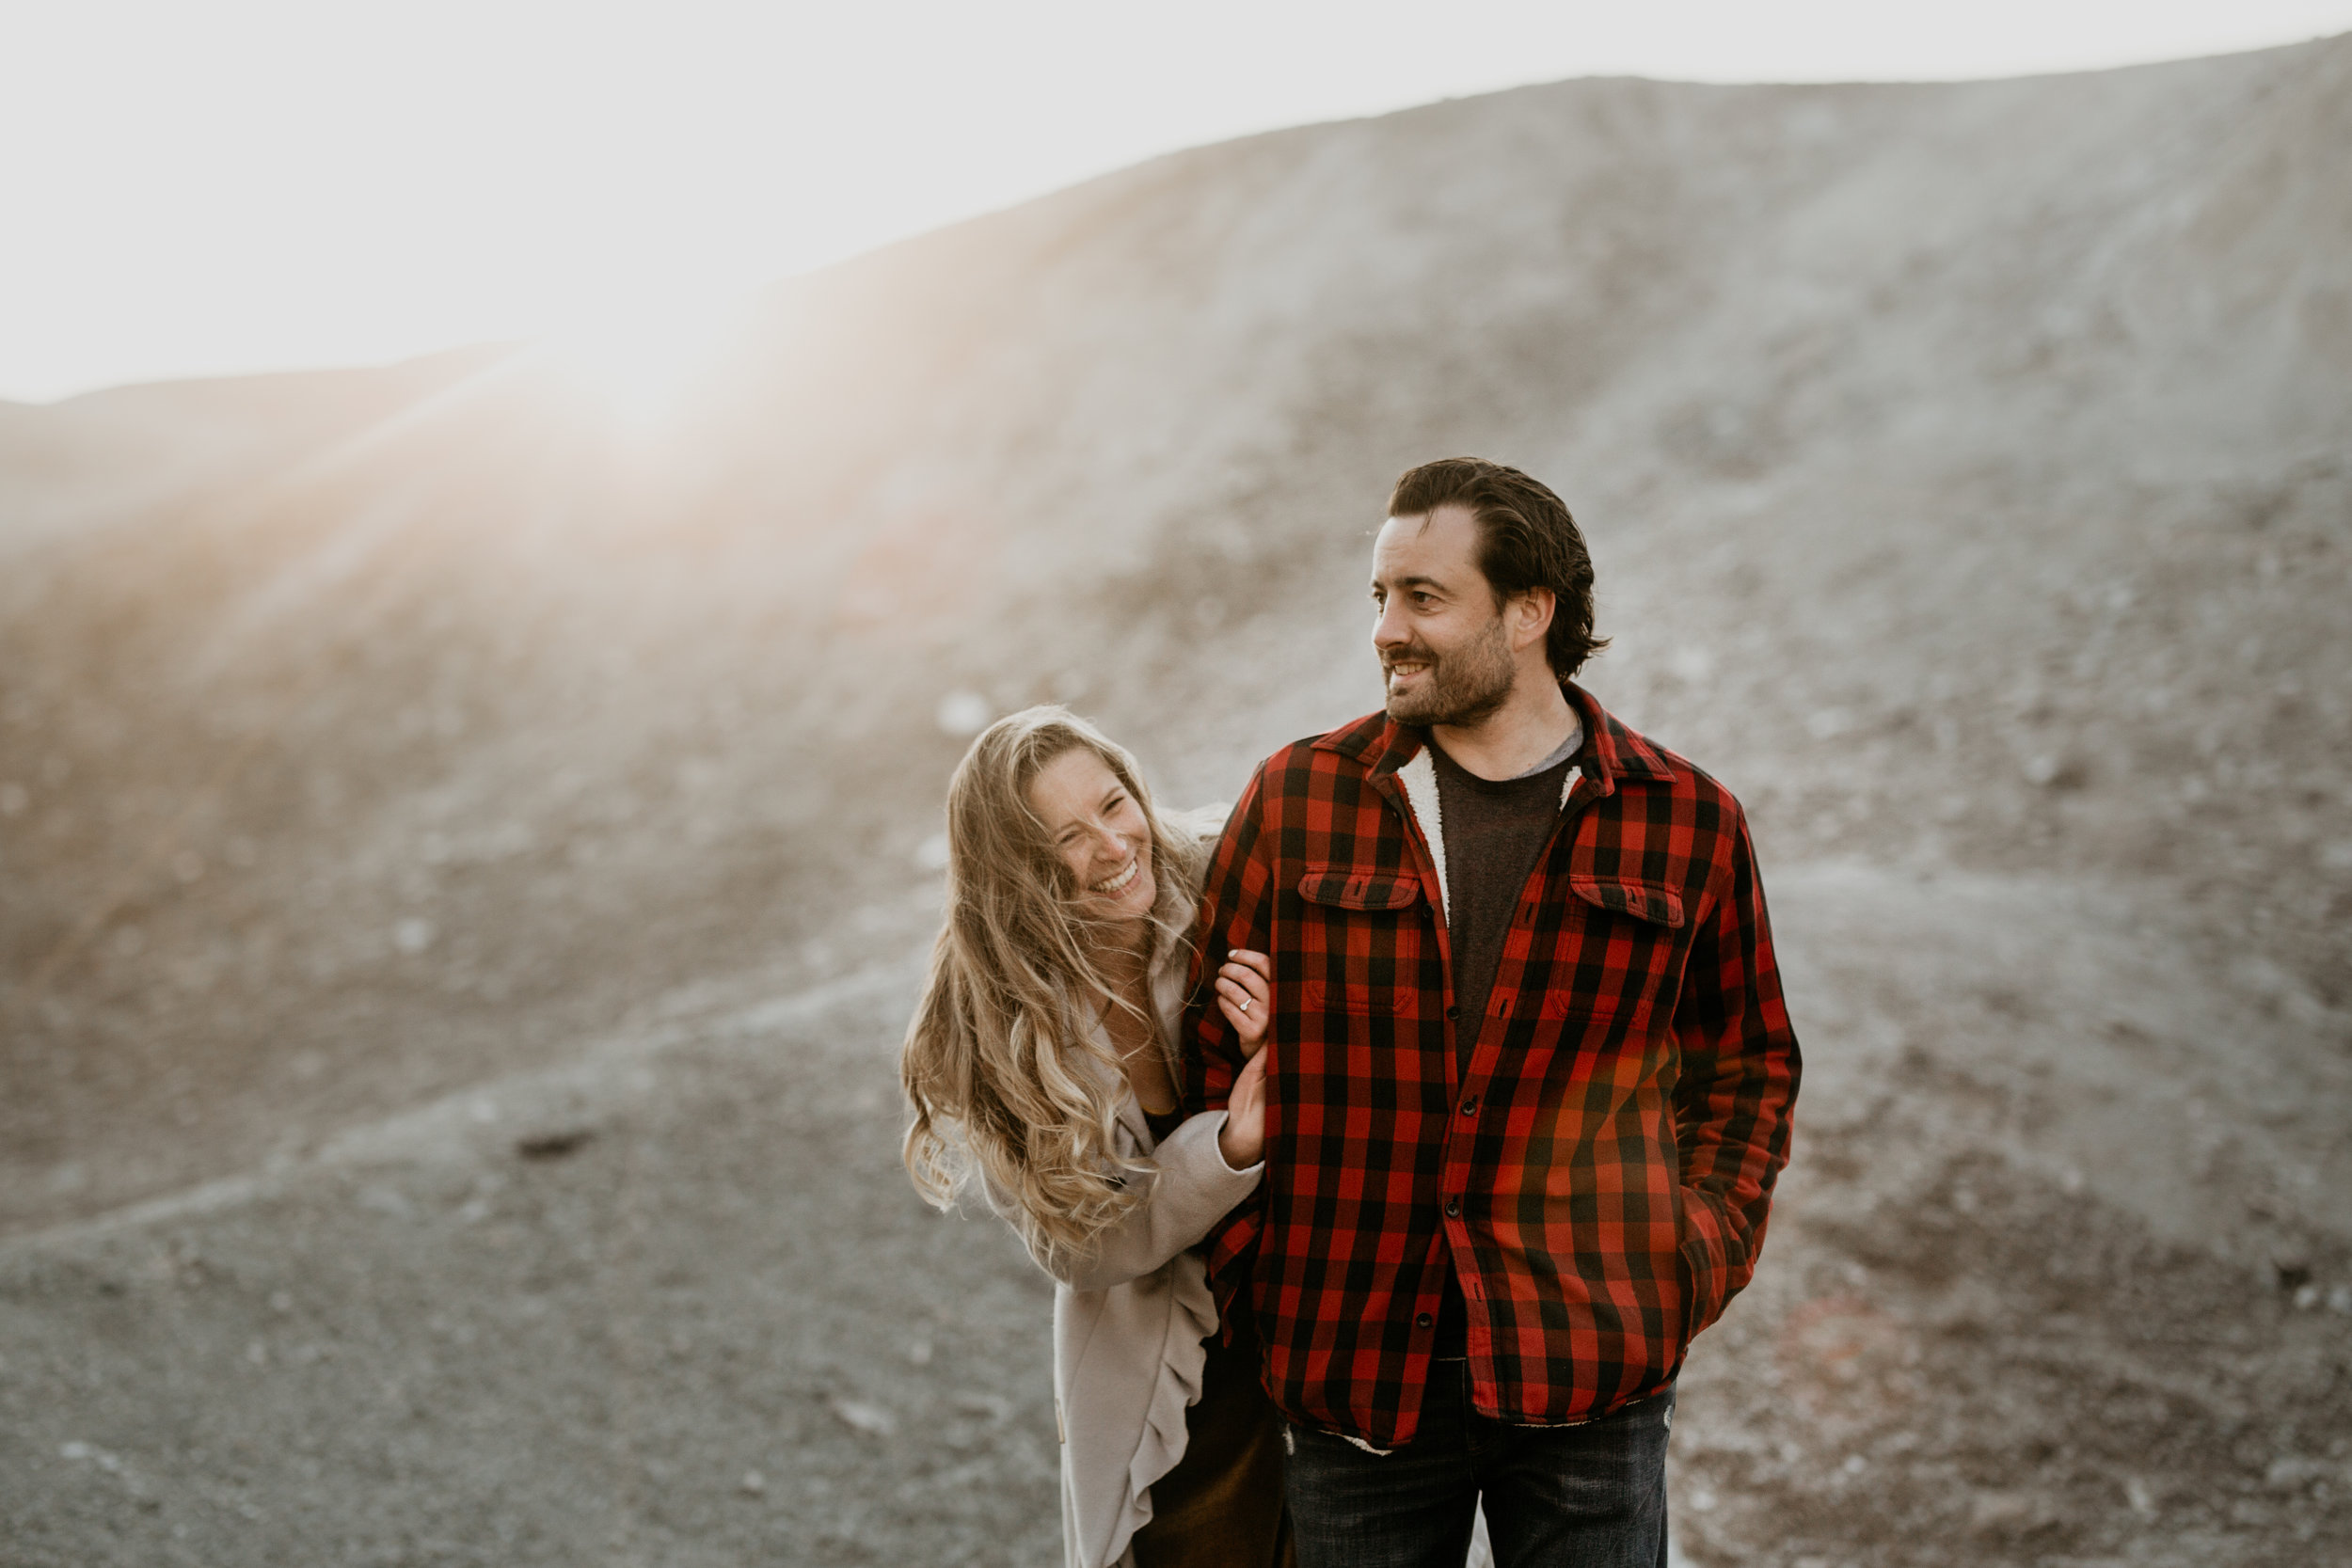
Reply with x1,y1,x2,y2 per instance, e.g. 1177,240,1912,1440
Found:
1429,729,1581,1073
1428,722,1582,1355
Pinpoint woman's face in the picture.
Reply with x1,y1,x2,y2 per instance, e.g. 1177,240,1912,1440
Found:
1025,748,1157,925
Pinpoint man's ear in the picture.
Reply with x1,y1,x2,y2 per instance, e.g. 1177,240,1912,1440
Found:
1511,587,1557,653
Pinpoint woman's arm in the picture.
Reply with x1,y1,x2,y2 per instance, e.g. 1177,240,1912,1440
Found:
1048,1105,1263,1293
1045,939,1273,1291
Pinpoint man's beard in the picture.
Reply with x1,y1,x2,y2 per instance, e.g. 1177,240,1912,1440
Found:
1382,616,1517,728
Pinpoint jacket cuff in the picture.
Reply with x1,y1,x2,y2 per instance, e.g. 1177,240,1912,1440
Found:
1677,1185,1738,1338
1160,1111,1264,1194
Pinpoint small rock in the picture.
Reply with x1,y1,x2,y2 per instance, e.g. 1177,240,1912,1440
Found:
2266,1456,2328,1493
2022,752,2086,789
2328,1285,2352,1316
60,1441,93,1461
357,1185,416,1221
739,1469,767,1497
1667,647,1716,684
935,691,991,738
392,917,437,956
2294,1283,2323,1311
829,1397,896,1437
1968,1490,2037,1529
515,1129,595,1161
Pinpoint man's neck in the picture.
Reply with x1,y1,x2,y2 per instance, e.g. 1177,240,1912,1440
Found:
1429,675,1580,782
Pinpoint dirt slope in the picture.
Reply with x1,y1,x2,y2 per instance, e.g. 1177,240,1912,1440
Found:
2,36,2348,1566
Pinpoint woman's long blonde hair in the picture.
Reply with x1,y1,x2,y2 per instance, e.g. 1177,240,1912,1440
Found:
900,706,1211,1273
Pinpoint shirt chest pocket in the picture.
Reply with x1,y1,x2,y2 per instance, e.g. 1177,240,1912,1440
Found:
1295,864,1428,1018
1534,876,1689,1025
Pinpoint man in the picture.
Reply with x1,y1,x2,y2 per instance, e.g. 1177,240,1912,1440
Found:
1184,457,1799,1567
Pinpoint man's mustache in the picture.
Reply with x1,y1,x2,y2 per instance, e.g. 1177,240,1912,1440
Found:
1380,644,1438,672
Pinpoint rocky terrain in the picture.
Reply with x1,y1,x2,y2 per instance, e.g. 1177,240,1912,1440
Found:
3,34,2348,1567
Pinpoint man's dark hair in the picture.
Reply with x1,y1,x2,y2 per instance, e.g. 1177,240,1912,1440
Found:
1387,456,1608,679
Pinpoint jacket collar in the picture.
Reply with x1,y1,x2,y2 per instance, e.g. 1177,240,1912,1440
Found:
1312,681,1677,797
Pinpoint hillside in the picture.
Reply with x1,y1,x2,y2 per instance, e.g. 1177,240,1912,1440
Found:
2,37,2347,1566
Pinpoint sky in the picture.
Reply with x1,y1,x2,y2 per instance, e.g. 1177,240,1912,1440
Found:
5,0,2349,404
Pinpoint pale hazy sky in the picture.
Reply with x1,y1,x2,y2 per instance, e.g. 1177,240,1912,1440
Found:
5,0,2348,404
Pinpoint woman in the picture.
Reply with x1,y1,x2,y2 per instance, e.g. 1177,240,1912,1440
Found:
901,706,1289,1568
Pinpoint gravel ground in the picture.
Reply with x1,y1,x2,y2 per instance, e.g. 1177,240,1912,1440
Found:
5,870,2344,1567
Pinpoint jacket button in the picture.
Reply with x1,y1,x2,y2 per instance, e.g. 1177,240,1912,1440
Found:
1415,1313,1433,1330
1444,1006,1459,1021
1459,1098,1477,1117
1444,1196,1461,1218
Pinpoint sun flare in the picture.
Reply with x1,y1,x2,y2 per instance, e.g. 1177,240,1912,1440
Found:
540,288,755,430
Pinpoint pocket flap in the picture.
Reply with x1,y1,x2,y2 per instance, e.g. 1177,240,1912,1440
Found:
1569,877,1685,928
1297,864,1422,911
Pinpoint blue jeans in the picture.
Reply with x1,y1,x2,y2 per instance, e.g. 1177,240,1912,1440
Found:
1283,1362,1672,1568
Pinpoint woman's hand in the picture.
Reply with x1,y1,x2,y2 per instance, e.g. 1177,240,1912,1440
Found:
1217,1045,1267,1169
1215,948,1273,1167
1216,948,1272,1054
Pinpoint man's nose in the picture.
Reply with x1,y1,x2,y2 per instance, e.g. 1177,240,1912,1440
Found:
1372,599,1410,648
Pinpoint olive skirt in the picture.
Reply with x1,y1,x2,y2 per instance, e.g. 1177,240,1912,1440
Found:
1128,1312,1295,1568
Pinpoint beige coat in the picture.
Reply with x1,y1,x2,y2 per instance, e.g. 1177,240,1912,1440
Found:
1046,1086,1262,1568
987,810,1263,1568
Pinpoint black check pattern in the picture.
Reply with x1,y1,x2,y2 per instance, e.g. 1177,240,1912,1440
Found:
1184,686,1800,1448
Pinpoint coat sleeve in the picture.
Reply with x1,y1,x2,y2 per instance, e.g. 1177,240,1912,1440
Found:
982,1112,1263,1295
1180,759,1279,1312
1670,805,1802,1339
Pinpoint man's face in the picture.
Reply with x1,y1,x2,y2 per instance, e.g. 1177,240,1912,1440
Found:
1370,504,1517,728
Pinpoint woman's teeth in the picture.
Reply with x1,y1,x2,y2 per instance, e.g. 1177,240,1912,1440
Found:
1091,858,1139,895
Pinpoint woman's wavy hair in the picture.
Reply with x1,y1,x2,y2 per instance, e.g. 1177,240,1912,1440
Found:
900,705,1210,1274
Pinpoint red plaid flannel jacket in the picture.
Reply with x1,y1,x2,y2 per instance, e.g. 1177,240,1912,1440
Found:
1184,687,1799,1447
